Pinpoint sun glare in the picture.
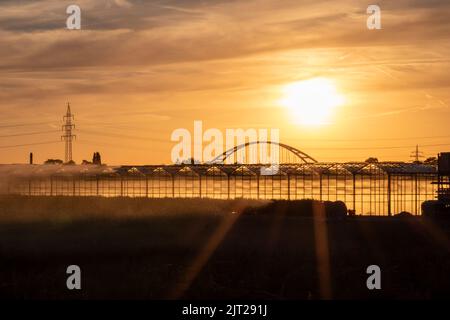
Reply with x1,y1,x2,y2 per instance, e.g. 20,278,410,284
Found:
280,77,345,126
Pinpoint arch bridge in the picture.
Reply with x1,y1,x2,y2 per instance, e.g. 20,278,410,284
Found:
0,141,439,216
209,141,317,165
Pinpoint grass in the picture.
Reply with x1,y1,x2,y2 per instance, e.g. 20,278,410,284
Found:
0,196,449,299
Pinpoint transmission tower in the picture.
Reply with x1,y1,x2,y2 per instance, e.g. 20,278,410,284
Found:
61,103,76,163
410,144,424,163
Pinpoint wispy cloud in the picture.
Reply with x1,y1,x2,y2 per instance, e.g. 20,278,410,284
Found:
0,0,449,163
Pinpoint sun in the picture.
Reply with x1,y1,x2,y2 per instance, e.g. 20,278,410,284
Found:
279,77,345,126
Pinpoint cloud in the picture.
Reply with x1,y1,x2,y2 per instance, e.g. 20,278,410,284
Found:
0,0,449,164
114,0,133,8
0,0,448,74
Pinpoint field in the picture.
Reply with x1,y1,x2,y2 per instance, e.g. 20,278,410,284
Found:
0,196,449,299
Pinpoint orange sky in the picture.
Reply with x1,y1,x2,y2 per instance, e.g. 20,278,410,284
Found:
1,0,450,165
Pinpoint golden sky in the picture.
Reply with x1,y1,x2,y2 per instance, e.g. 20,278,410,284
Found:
1,0,450,165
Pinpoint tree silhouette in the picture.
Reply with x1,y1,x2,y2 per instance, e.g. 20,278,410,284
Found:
92,152,102,165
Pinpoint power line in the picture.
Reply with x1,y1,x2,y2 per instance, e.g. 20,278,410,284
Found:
287,134,450,142
0,130,60,138
0,141,60,149
77,140,163,152
0,121,56,129
77,129,169,143
303,143,450,151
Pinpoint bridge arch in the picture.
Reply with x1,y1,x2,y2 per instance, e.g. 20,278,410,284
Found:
209,141,317,164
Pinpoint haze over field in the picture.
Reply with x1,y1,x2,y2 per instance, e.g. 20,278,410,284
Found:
1,0,449,164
